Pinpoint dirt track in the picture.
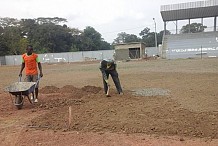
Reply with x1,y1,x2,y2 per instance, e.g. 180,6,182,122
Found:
0,58,218,146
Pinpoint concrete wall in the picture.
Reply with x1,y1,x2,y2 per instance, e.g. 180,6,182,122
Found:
114,49,130,60
115,43,141,50
146,47,159,56
0,46,162,65
114,43,146,60
4,50,114,66
0,56,6,65
162,31,218,59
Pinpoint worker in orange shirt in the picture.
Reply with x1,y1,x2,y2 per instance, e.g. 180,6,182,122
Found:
19,45,43,103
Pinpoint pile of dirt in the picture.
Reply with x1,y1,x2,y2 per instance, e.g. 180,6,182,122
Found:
58,85,80,93
30,86,218,139
40,86,60,94
38,85,100,109
81,85,101,94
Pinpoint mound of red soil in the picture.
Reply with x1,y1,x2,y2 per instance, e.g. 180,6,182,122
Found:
30,86,218,139
81,85,101,94
40,86,60,94
58,85,80,93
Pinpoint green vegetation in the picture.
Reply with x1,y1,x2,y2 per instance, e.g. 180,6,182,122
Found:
1,17,202,56
0,17,112,55
180,23,207,34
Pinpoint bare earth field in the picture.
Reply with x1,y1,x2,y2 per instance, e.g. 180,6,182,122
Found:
0,58,218,146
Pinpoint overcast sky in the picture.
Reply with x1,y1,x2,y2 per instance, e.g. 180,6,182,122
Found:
0,0,210,43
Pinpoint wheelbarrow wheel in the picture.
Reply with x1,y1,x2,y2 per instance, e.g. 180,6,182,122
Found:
15,95,24,110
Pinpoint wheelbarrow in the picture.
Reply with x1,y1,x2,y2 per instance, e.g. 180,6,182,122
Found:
5,77,40,110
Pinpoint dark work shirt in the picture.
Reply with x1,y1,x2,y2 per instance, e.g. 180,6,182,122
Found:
99,59,116,71
99,59,117,81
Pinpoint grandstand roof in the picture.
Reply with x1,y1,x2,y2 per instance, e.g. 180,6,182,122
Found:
161,0,218,21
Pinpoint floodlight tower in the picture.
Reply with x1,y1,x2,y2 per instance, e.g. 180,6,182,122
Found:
153,18,158,53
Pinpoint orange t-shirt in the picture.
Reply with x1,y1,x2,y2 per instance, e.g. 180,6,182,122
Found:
22,53,39,75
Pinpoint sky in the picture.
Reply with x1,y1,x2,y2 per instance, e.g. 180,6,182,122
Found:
0,0,211,43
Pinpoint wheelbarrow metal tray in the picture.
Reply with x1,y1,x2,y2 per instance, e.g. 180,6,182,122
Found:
5,82,36,96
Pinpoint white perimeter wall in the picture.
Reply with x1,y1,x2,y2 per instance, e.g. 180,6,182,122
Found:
5,50,114,66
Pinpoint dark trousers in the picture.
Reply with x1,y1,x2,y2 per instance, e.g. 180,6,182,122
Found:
101,69,123,94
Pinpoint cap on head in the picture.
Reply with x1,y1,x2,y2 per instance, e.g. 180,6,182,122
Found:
101,60,107,68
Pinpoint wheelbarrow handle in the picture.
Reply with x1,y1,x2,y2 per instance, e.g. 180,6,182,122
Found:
34,75,41,88
37,75,41,83
18,75,41,84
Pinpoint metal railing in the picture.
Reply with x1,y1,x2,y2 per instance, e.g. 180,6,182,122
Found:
166,26,218,35
161,0,218,11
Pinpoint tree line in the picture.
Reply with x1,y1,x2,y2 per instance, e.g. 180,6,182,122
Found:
0,17,207,56
0,17,111,56
113,23,207,46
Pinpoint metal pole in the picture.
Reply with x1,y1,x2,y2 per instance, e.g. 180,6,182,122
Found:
201,46,202,59
188,19,191,33
153,18,158,54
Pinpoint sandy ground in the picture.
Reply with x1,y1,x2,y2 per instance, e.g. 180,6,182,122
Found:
0,58,218,146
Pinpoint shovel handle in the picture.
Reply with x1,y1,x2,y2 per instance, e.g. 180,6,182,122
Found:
106,84,110,96
18,76,22,82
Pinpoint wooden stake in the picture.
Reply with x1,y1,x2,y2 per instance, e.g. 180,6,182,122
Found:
69,106,72,128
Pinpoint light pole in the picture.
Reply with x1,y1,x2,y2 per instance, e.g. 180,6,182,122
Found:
153,18,158,54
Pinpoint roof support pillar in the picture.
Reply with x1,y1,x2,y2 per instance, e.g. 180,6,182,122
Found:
176,20,178,34
214,16,217,31
164,21,166,34
188,19,191,33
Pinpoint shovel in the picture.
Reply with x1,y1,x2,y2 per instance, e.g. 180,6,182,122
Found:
106,84,110,97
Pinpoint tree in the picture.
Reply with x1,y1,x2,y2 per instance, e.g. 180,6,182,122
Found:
125,34,141,43
80,26,103,51
20,19,37,40
180,23,207,33
31,23,73,53
35,17,67,25
0,17,20,28
0,17,112,55
139,27,150,37
0,18,33,55
0,36,9,56
139,27,155,47
113,32,128,44
17,38,28,54
113,32,141,44
100,41,111,50
2,26,23,55
157,30,171,45
139,27,171,47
